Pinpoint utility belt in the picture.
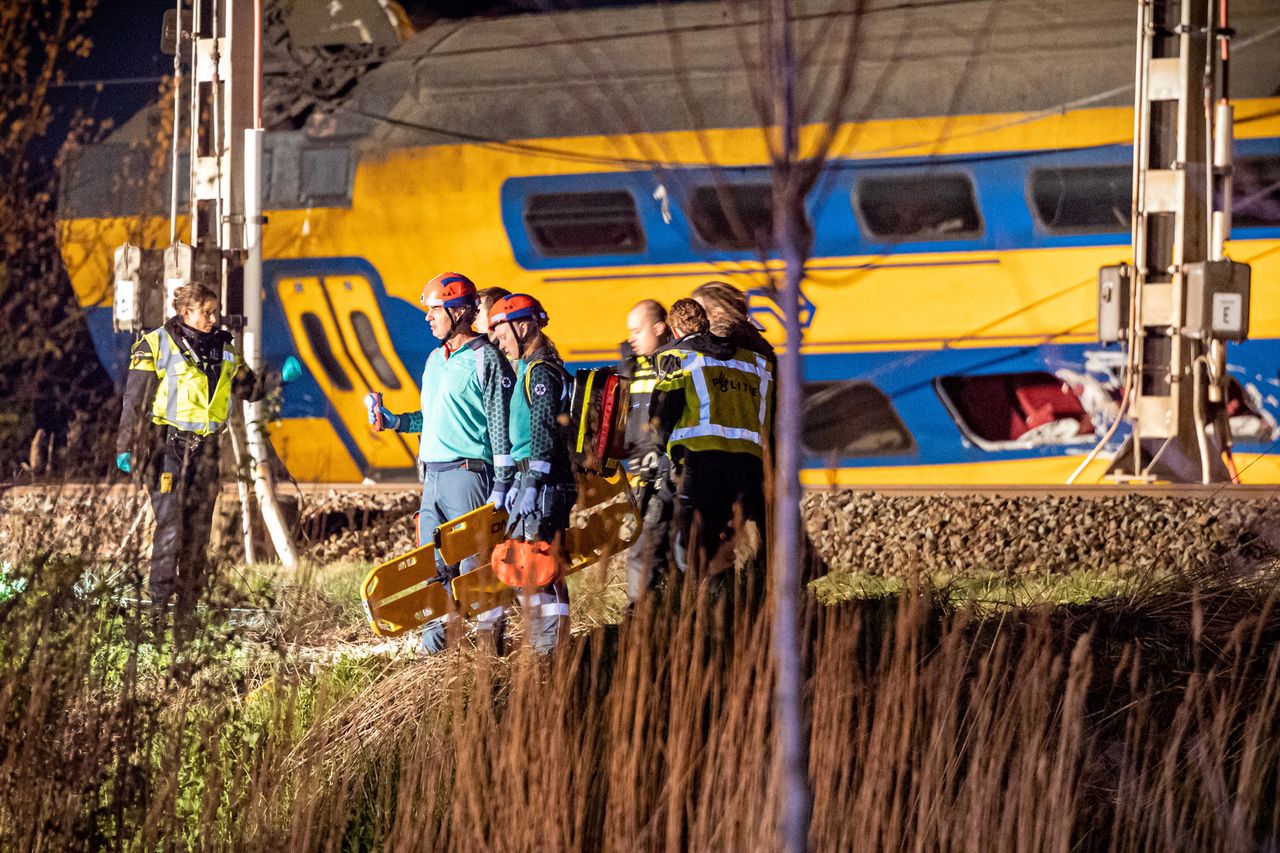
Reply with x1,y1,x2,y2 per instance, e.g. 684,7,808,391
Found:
165,427,213,452
418,457,490,479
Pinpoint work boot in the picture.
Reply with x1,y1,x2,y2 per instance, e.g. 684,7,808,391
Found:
148,600,171,647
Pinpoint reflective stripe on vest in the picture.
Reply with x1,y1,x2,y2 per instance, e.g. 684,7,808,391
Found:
146,328,239,435
630,354,658,395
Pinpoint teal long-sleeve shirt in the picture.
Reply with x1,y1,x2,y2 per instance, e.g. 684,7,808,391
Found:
395,335,515,485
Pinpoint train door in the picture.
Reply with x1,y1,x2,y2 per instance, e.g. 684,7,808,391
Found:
276,273,419,477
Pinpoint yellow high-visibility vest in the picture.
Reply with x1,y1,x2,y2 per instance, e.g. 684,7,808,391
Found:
654,345,773,458
130,326,240,435
629,354,658,396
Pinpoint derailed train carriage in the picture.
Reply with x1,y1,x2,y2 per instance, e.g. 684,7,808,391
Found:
57,0,1280,484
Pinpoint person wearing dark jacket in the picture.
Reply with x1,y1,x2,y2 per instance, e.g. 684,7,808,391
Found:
651,298,773,575
115,283,299,617
618,299,673,602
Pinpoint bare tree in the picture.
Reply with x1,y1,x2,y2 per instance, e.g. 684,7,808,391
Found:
503,3,869,848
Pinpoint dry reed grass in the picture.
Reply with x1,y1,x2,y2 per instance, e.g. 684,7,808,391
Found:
1,492,1279,851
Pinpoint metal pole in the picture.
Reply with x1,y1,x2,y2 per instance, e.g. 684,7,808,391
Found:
243,28,297,567
769,0,810,849
168,0,183,244
188,0,201,246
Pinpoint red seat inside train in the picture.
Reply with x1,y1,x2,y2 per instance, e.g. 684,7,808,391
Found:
941,372,1095,443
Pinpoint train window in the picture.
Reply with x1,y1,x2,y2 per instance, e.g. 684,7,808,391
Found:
300,145,352,206
523,190,645,256
689,183,776,250
59,145,117,217
802,382,915,458
59,144,157,218
299,312,353,392
854,172,982,241
1224,376,1278,442
936,372,1095,449
350,310,401,390
1233,156,1280,228
1029,165,1131,233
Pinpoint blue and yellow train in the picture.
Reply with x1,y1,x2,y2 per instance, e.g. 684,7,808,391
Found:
57,0,1280,484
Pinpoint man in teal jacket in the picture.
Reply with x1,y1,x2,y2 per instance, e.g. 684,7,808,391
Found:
368,272,515,654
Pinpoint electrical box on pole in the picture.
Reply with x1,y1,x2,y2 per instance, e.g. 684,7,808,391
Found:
1101,0,1249,484
113,244,167,333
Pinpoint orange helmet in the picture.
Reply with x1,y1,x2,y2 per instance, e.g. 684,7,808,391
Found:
421,272,477,310
488,293,549,328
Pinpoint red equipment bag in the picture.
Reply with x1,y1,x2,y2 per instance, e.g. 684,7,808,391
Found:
569,366,630,474
490,538,563,588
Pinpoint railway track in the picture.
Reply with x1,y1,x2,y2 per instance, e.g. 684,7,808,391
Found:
4,478,1277,576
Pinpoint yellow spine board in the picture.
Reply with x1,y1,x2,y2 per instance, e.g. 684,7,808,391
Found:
360,542,454,637
436,502,509,566
450,565,517,620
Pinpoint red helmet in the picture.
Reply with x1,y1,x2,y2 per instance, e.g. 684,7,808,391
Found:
421,272,477,310
488,293,549,328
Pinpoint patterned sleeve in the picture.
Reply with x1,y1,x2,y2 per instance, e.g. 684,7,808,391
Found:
481,344,516,485
396,410,423,434
525,361,566,484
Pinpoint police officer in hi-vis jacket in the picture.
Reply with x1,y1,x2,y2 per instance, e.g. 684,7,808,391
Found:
651,297,773,575
115,282,302,618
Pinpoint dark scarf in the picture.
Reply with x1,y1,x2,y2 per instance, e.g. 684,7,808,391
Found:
166,317,231,390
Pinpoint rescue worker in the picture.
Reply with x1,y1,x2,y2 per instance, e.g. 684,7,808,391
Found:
114,283,301,619
476,286,511,341
617,299,674,602
488,293,574,654
367,272,515,654
652,298,772,575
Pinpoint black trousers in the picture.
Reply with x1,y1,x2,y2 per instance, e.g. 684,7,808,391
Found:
147,430,220,610
626,475,675,602
672,450,766,575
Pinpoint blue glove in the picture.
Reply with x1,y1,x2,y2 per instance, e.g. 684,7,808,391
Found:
363,394,400,431
487,482,509,510
515,483,539,519
116,451,132,473
281,355,303,383
503,484,521,514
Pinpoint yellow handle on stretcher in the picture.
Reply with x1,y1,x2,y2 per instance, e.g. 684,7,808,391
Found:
359,543,453,637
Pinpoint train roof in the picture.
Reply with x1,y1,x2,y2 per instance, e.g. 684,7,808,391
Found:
63,0,1280,219
101,0,1280,152
331,0,1280,153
